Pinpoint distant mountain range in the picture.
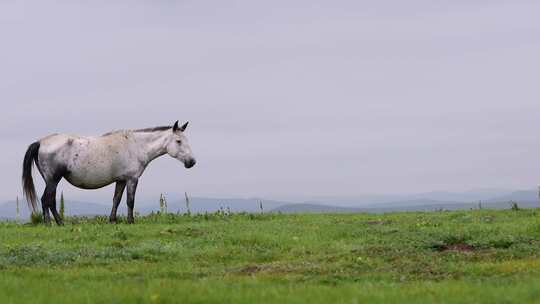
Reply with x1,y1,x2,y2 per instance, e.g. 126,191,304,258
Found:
486,190,539,203
1,189,538,220
274,200,539,214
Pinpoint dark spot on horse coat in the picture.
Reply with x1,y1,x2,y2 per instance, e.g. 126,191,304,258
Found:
54,164,68,181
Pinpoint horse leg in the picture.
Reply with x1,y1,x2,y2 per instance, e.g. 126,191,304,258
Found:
42,180,62,226
40,181,57,225
49,186,63,226
40,188,51,225
126,179,138,224
109,181,126,223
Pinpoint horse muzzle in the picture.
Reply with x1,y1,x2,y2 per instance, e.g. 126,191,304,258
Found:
184,158,196,169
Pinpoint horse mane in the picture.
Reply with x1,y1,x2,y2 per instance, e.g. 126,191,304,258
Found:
102,126,172,136
134,126,172,133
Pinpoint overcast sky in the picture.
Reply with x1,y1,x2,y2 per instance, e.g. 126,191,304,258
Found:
1,1,540,202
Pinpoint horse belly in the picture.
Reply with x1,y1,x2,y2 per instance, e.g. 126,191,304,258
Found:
64,171,114,189
64,167,115,189
65,153,118,189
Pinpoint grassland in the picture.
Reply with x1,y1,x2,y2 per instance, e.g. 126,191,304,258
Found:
1,209,540,303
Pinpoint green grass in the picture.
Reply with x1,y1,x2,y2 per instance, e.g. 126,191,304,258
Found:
1,209,540,303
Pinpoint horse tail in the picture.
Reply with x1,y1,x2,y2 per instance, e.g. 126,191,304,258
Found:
22,141,40,214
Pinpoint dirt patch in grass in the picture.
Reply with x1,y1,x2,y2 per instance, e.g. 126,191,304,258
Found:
229,264,276,275
238,265,264,274
365,220,392,225
230,263,297,276
159,227,205,237
437,243,475,253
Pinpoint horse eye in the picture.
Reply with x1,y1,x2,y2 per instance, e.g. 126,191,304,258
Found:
176,140,182,144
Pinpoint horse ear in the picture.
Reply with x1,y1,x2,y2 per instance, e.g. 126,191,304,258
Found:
180,121,189,132
172,121,179,132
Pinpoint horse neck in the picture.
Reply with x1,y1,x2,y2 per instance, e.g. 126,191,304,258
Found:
132,130,170,164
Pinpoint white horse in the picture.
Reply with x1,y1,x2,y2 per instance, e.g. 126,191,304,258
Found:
22,121,196,225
